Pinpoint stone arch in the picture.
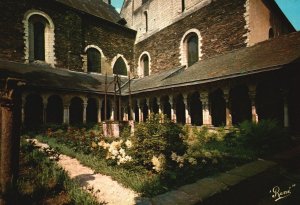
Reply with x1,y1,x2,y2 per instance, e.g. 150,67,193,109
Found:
83,45,107,73
230,85,252,125
23,10,56,66
46,95,63,124
138,51,151,77
111,54,130,76
87,98,98,123
189,92,203,126
24,93,44,128
179,28,202,67
210,88,226,127
69,97,83,124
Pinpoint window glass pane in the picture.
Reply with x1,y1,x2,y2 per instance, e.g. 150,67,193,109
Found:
113,57,127,76
87,48,101,73
143,55,149,76
34,22,45,61
187,35,199,67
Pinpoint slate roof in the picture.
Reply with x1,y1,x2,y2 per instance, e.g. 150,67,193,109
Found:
0,61,128,94
55,0,122,23
126,31,300,94
1,32,299,95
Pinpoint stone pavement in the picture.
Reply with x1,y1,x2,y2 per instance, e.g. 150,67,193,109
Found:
31,139,140,205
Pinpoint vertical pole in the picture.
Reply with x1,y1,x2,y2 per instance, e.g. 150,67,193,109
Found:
105,73,107,121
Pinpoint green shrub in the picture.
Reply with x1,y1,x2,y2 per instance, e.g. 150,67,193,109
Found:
238,119,290,153
129,114,185,172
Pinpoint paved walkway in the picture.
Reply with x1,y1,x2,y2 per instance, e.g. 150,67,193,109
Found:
31,139,140,205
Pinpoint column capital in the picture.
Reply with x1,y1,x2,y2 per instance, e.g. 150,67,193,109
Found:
199,90,209,102
0,78,25,108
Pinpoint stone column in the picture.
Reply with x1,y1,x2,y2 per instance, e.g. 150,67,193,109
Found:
281,90,289,128
97,98,103,123
131,105,136,121
63,103,70,124
63,96,70,124
42,95,48,124
137,99,143,122
200,91,212,126
248,85,258,124
157,98,162,115
223,88,232,127
0,78,24,205
146,98,150,117
169,95,176,123
21,95,26,124
183,94,191,125
110,106,115,121
83,98,88,124
123,106,129,121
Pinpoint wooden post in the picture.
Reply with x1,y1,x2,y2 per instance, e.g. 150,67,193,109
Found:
0,78,25,205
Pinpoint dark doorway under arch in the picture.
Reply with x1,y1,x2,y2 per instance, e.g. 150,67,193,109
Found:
69,97,83,124
25,94,43,128
46,95,63,124
87,98,98,123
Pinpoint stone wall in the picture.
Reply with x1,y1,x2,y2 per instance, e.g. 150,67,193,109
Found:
133,0,248,75
0,0,136,73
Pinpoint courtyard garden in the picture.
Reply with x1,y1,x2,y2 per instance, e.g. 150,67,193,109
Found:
21,114,292,200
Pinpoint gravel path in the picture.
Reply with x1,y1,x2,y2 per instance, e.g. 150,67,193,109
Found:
31,139,140,205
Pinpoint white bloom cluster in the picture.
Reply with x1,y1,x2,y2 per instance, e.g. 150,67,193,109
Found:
98,140,132,165
151,154,166,172
171,152,185,167
125,139,132,149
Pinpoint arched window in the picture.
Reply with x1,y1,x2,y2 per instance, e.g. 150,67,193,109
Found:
24,10,56,66
144,11,148,32
29,15,49,62
142,54,149,77
187,34,199,67
180,29,202,67
113,57,128,76
87,48,101,73
33,21,45,61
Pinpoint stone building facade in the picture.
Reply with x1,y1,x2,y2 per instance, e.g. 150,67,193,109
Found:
1,0,300,135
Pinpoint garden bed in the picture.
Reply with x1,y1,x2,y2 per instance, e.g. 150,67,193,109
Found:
14,139,101,205
27,115,291,197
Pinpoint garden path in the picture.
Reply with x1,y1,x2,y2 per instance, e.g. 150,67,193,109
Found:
31,139,140,205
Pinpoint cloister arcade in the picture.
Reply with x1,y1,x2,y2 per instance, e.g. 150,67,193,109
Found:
22,78,296,131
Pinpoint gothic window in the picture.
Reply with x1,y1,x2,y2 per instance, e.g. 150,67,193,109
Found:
113,57,128,76
87,48,101,73
187,34,199,67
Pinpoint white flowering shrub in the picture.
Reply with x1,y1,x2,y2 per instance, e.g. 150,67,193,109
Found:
98,139,133,165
